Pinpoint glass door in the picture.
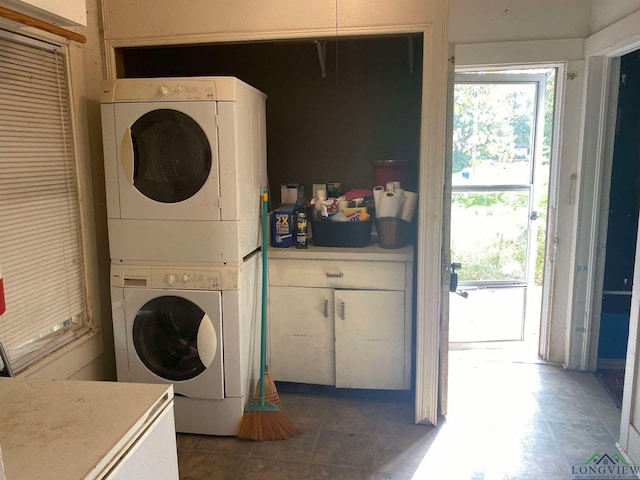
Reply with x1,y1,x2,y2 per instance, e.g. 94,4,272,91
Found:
449,71,550,345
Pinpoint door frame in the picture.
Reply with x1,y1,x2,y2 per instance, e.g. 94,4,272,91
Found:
446,62,566,352
570,38,640,373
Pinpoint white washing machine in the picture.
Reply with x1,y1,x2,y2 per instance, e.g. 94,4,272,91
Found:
101,77,267,264
110,254,261,435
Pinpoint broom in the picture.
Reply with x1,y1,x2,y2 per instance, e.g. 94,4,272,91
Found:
237,188,300,441
252,365,282,408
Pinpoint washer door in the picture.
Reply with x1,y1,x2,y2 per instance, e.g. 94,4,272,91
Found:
113,101,221,221
124,289,224,399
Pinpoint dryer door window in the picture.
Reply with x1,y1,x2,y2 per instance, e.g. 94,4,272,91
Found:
131,109,211,203
132,295,217,381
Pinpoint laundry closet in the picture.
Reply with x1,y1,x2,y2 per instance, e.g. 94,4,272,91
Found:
100,0,448,427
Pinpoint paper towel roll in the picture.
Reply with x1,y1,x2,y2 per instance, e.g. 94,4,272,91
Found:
392,181,401,190
373,185,385,214
385,182,396,192
401,190,418,222
395,188,405,212
378,191,401,218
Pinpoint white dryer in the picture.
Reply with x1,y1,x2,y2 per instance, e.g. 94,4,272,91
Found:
110,255,261,435
101,77,267,264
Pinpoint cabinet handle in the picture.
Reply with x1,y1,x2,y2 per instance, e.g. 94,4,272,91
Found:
340,302,345,320
326,272,343,278
323,299,329,318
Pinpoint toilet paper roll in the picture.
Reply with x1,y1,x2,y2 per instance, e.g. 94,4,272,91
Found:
378,191,401,218
385,182,396,192
373,185,385,214
401,190,418,222
392,181,401,190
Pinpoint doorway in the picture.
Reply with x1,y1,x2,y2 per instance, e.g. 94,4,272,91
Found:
594,50,640,408
449,68,557,360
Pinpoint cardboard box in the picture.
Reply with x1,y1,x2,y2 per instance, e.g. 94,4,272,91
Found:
271,205,296,248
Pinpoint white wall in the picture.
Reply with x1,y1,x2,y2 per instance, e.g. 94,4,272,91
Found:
590,0,640,33
102,0,436,46
1,0,86,26
449,0,590,45
72,0,115,380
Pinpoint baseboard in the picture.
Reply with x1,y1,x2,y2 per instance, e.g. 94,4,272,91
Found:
597,358,626,372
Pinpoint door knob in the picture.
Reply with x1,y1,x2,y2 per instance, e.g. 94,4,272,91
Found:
450,263,462,292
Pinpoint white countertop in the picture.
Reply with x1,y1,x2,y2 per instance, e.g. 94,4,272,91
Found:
0,378,173,480
268,241,413,262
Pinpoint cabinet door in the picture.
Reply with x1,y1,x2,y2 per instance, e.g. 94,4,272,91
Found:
269,286,335,385
335,290,405,389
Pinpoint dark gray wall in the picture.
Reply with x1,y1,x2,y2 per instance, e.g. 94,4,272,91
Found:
119,35,423,205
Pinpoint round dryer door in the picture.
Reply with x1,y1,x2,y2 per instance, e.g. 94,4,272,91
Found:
132,295,217,382
130,109,211,203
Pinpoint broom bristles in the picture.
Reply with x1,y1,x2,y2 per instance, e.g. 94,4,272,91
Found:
237,408,301,441
253,367,281,407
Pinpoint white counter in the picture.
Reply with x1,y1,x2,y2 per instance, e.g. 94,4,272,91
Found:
0,378,178,480
268,241,413,262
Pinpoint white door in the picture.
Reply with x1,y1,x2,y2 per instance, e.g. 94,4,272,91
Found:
334,289,405,390
113,102,221,220
269,286,336,385
449,72,548,346
620,216,640,462
123,288,224,399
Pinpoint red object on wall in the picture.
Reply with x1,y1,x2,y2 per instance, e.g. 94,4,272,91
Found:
0,267,5,315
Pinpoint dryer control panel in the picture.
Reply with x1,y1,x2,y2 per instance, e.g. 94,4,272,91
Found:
110,264,239,290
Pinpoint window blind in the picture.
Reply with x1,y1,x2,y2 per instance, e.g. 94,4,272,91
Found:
0,31,86,372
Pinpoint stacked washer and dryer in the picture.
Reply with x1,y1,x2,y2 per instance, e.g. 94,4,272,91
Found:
101,77,267,435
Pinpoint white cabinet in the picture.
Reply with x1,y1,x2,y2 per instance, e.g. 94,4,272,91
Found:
268,244,413,390
335,289,406,389
270,285,335,386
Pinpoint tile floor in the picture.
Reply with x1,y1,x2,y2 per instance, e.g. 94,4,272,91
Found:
594,371,625,409
176,350,623,480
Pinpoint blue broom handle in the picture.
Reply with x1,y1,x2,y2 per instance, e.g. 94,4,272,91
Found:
259,188,269,405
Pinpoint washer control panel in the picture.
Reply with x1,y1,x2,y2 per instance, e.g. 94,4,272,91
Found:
111,264,239,290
